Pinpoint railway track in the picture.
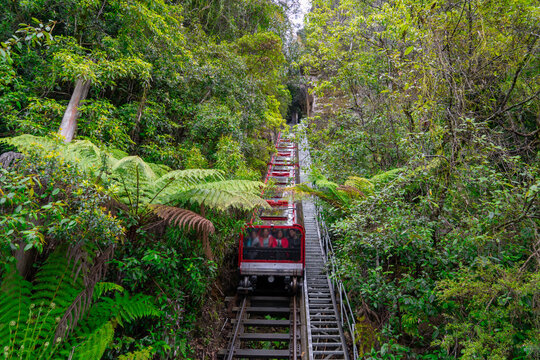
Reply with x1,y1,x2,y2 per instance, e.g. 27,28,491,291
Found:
219,294,303,359
218,128,352,359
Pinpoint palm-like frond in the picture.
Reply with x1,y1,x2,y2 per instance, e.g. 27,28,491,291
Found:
5,135,115,175
344,176,374,195
182,188,270,211
64,292,159,359
337,184,365,198
175,180,268,211
153,169,225,203
0,267,31,346
197,179,265,192
370,168,404,186
294,182,344,209
69,321,115,360
4,134,58,152
152,204,215,234
112,156,159,183
93,282,125,301
65,140,114,171
6,135,269,227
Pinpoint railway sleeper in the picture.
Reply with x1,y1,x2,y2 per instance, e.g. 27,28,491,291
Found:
231,319,296,327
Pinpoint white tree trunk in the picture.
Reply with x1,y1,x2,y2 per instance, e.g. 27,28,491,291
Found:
58,78,91,142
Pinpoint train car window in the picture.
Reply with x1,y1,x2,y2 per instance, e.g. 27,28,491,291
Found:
242,228,302,262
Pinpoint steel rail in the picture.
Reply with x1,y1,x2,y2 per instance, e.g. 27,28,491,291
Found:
292,294,298,359
226,296,247,360
220,294,302,359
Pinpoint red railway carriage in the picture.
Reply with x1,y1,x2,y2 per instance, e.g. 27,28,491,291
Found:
238,133,305,293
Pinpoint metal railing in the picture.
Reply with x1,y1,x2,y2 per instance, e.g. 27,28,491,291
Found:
313,204,358,360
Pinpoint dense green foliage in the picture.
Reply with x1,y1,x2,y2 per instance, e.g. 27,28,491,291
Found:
2,0,537,358
0,0,291,167
302,0,539,358
0,1,297,358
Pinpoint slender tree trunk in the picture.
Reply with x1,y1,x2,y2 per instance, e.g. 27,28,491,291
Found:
130,84,149,146
15,242,36,279
58,78,92,142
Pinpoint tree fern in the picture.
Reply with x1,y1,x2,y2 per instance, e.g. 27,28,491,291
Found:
4,135,112,176
294,172,373,209
6,135,270,259
294,182,345,209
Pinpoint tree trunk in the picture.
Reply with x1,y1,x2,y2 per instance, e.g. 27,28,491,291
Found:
200,204,214,260
58,78,92,143
15,241,36,279
130,84,149,146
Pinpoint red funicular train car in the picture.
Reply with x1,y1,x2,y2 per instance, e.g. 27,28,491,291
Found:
238,133,305,293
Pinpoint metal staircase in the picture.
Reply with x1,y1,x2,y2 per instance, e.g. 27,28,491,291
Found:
299,137,350,360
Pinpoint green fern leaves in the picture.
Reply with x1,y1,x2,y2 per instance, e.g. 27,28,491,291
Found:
180,180,268,211
0,268,31,350
70,321,115,360
344,176,375,195
4,135,267,214
295,170,375,209
0,249,160,360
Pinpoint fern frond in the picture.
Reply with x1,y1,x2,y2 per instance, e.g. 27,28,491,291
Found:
181,188,270,211
195,179,264,192
93,282,125,301
69,321,115,360
152,169,225,204
0,266,31,347
64,140,120,175
110,156,159,206
344,176,374,195
111,156,158,184
104,293,160,327
118,347,154,360
59,292,159,359
370,168,404,186
154,168,224,191
337,185,365,198
56,245,115,341
152,204,215,234
293,183,344,209
313,178,339,190
5,134,59,152
31,249,83,348
147,162,171,177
